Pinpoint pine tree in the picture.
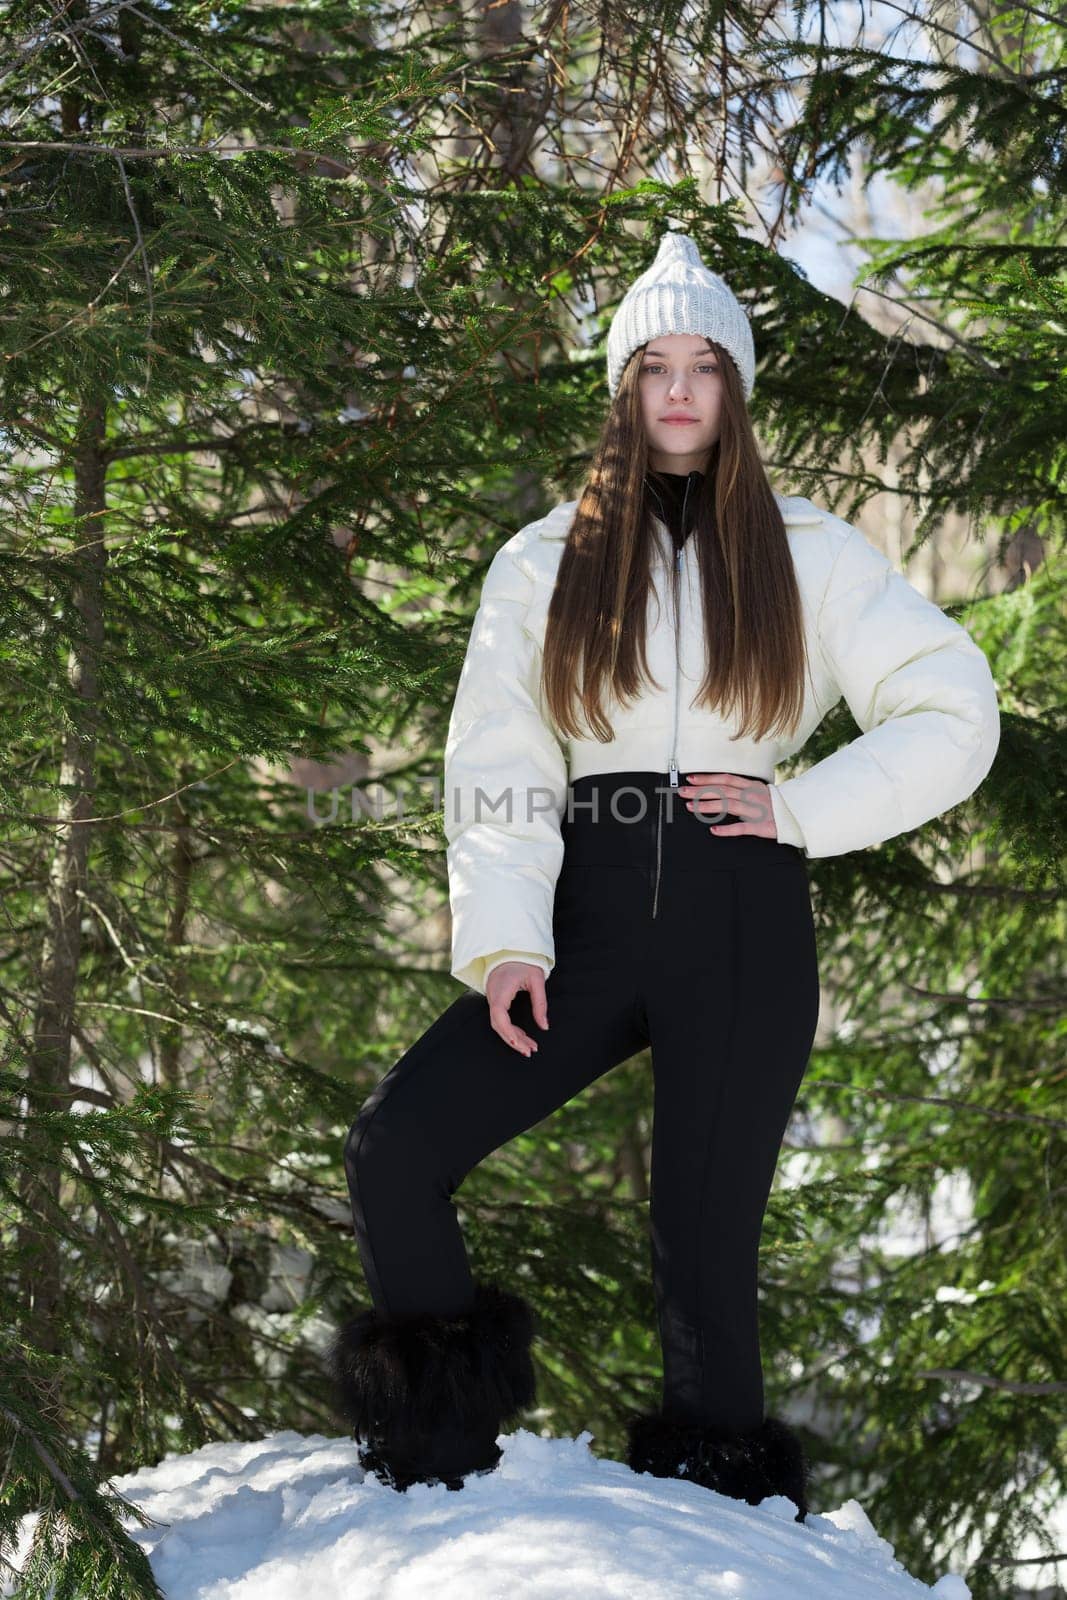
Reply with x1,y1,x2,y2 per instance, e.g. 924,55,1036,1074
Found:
0,1,1062,1596
752,6,1066,1590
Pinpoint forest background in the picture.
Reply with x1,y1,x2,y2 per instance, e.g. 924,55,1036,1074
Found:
0,0,1063,1596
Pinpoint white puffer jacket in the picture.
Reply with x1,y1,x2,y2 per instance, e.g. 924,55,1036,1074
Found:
443,493,1001,994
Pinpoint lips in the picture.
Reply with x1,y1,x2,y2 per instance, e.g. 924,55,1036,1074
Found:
662,417,697,424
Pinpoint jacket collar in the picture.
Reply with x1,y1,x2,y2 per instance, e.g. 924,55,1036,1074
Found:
644,468,703,547
535,491,824,538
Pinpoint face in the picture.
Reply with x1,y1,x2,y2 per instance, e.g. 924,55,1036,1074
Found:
636,333,723,474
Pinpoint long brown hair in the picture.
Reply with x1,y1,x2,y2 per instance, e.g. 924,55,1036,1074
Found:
541,337,810,745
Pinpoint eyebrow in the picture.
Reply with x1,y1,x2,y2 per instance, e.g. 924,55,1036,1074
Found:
642,347,715,358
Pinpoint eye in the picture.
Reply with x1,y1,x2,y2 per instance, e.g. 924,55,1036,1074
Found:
640,362,718,374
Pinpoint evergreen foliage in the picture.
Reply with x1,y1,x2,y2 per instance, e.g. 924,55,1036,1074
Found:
0,2,1062,1596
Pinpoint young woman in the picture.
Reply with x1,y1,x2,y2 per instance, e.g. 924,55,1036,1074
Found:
328,232,1001,1519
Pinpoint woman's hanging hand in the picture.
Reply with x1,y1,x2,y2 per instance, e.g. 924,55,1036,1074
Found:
679,773,778,839
486,962,550,1057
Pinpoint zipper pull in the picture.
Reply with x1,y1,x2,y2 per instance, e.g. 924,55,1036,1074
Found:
676,547,683,571
669,758,679,789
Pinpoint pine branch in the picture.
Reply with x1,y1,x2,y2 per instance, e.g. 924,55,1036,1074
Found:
915,1369,1067,1397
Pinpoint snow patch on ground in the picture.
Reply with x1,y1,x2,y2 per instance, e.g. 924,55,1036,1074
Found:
7,1427,976,1599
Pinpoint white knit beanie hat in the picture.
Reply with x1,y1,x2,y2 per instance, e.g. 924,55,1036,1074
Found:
606,229,756,402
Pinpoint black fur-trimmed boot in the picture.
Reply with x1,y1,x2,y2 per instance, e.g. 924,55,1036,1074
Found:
624,1409,811,1523
327,1278,538,1492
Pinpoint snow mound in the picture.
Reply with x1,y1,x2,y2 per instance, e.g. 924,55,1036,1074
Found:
28,1427,975,1598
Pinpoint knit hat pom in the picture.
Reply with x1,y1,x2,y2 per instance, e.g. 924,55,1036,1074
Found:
656,231,703,268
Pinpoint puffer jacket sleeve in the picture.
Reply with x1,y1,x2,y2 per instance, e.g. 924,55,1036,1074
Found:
443,540,568,994
767,524,1000,858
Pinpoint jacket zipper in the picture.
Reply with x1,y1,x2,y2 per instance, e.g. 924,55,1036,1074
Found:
652,475,692,919
668,543,684,789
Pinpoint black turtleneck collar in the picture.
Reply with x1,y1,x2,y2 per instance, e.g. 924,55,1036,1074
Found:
644,467,705,551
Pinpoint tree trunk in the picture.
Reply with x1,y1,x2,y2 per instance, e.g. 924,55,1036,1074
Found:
17,396,108,1365
159,794,194,1089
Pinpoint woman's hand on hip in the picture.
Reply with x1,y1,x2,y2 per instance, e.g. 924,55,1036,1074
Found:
486,962,550,1057
678,773,778,839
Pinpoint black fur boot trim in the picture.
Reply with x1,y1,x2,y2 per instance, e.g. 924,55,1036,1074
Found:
327,1278,538,1491
356,1427,502,1494
625,1409,810,1523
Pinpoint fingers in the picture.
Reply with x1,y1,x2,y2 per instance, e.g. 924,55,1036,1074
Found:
488,982,537,1054
681,774,757,815
679,773,774,836
693,792,771,825
486,962,550,1057
528,968,549,1032
682,771,759,800
489,1008,538,1056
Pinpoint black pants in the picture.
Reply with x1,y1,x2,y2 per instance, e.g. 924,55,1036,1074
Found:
343,771,820,1430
